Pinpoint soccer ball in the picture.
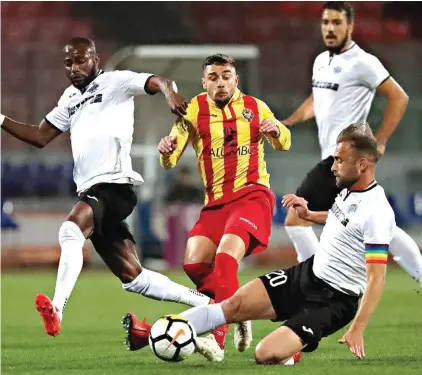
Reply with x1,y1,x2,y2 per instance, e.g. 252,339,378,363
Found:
149,314,197,362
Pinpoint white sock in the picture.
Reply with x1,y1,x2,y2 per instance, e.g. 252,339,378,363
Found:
52,221,85,321
285,226,319,263
180,304,226,335
390,227,422,284
122,268,210,307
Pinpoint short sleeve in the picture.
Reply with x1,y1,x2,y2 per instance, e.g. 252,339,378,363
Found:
45,94,71,132
358,53,390,89
113,70,155,96
363,207,395,246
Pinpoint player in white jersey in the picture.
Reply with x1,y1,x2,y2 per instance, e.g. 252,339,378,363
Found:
139,123,394,364
281,2,422,286
0,37,212,341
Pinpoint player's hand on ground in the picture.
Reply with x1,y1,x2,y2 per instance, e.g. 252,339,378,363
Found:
166,91,188,117
282,194,309,220
338,329,365,359
158,136,177,155
259,119,280,138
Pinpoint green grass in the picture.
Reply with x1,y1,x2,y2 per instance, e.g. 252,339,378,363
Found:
2,267,421,375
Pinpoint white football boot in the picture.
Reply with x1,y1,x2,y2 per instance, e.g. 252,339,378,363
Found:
234,321,252,352
195,334,225,362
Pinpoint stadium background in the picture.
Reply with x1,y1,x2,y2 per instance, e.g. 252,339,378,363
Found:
1,1,422,269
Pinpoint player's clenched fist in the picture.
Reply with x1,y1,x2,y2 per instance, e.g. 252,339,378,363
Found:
259,119,281,138
158,135,178,155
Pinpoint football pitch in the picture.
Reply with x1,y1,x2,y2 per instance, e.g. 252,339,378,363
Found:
2,267,421,375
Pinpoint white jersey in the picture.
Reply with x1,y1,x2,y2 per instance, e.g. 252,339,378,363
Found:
312,42,390,159
313,181,395,296
46,70,154,193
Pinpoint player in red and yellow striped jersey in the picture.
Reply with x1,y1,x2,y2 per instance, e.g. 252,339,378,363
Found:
158,54,291,356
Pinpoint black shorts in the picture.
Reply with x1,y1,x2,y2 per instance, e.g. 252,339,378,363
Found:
296,156,341,211
259,256,358,352
78,183,138,245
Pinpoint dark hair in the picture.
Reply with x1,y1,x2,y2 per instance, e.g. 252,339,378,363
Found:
66,37,96,52
324,2,355,24
337,123,379,161
203,54,236,70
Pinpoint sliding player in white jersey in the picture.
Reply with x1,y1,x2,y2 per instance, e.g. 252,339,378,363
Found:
281,2,422,287
0,37,211,341
144,123,396,363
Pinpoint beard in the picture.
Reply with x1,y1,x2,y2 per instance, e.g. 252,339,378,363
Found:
70,68,99,90
214,98,230,108
326,34,349,55
335,175,359,190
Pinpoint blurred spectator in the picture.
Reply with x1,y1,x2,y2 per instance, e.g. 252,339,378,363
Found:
165,166,203,204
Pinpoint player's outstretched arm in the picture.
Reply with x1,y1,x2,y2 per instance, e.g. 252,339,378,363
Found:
375,77,409,156
282,194,328,225
0,115,61,149
159,117,193,169
280,94,314,128
339,261,387,359
145,76,188,117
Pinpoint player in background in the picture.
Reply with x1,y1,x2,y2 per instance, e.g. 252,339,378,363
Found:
0,37,213,340
123,54,291,358
281,2,422,285
162,123,396,363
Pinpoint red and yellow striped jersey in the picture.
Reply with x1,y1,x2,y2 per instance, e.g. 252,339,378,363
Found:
160,88,291,206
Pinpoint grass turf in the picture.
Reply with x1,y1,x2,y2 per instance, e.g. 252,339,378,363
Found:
1,267,421,375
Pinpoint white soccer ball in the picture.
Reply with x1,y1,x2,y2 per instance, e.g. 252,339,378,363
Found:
148,314,197,362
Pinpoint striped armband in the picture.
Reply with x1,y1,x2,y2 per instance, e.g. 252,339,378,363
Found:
365,244,389,264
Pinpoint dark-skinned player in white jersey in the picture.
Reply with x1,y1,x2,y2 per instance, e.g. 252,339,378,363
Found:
0,37,212,341
281,2,422,287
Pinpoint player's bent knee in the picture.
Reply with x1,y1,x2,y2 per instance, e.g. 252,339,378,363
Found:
58,221,85,247
254,342,281,365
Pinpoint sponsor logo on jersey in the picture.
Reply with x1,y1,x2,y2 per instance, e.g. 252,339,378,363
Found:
209,144,254,158
312,79,339,91
330,202,349,227
68,94,103,117
87,82,99,94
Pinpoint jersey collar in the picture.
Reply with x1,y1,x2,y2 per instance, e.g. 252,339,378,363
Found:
329,41,357,57
78,69,104,94
348,180,378,193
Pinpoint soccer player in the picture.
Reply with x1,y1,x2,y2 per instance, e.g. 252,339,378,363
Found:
124,54,291,356
282,1,422,285
168,123,395,363
0,37,212,339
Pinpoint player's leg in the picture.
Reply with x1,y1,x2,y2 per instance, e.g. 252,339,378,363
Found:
390,226,422,287
284,156,340,263
92,225,210,307
204,190,275,351
35,200,94,336
183,234,219,297
256,293,358,365
181,278,277,361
